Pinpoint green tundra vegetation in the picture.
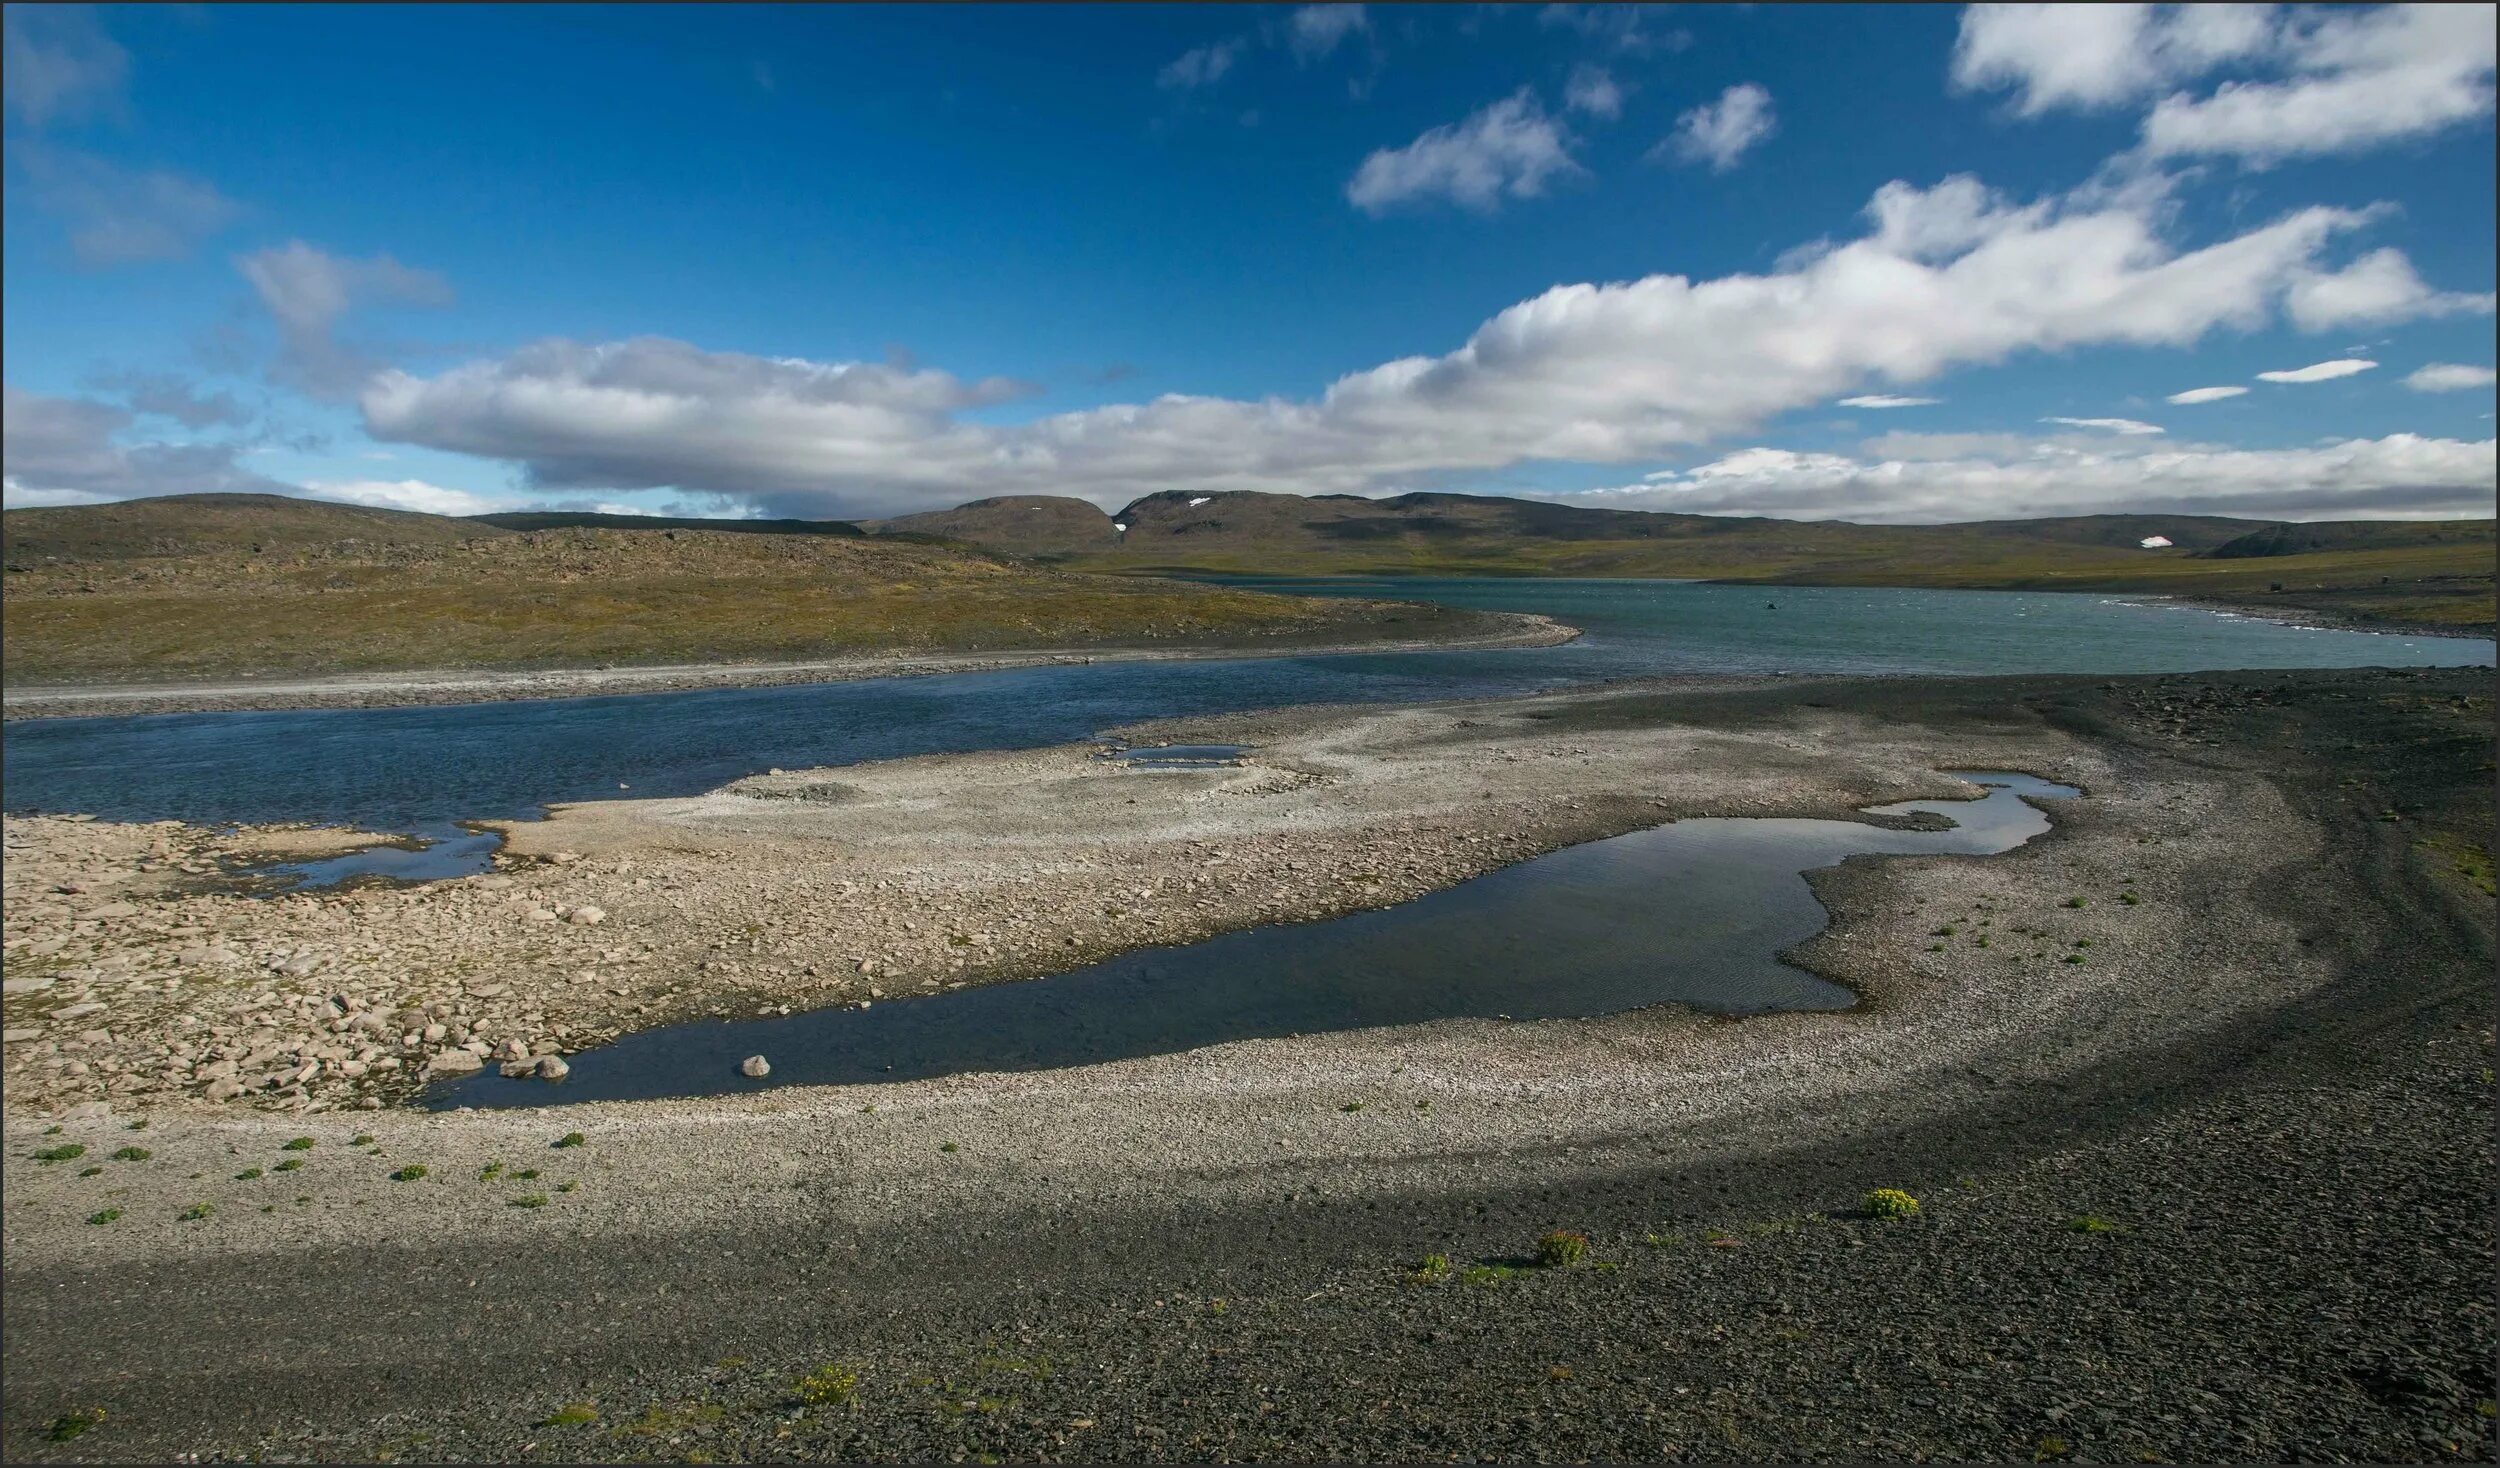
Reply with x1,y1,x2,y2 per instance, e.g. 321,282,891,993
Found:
867,491,2494,633
0,495,1515,683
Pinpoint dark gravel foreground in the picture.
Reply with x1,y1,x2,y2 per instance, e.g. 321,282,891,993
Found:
3,667,2492,1464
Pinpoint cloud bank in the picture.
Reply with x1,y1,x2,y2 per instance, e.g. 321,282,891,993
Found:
352,171,2494,520
1574,432,2497,523
0,384,288,508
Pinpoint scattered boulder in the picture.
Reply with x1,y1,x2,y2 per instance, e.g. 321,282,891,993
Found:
426,1049,485,1077
566,905,606,926
740,1054,771,1078
534,1054,571,1082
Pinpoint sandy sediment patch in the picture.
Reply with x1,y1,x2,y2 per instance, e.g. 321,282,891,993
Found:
0,612,1576,720
1,673,2079,1122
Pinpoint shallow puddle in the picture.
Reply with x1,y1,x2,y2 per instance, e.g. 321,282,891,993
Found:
430,771,2078,1108
247,822,503,890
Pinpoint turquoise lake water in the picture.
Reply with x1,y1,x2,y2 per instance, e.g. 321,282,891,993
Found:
2,578,2487,834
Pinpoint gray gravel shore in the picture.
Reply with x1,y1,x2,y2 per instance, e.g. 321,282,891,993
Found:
2,666,2491,1462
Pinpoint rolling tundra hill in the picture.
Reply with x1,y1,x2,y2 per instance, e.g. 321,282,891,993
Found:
1,495,1517,684
868,490,2495,631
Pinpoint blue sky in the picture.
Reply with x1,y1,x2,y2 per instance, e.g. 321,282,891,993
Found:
4,3,2495,522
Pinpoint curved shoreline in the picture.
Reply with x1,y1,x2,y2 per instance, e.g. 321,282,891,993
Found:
0,668,2488,1463
0,611,1578,721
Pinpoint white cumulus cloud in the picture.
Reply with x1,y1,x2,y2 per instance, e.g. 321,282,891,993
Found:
1956,3,2498,166
2256,357,2377,383
2406,363,2500,392
1663,83,1776,171
2043,416,2166,434
1838,394,1941,409
2285,247,2496,331
2166,385,2249,404
1953,3,2280,115
1346,89,1581,214
2142,4,2498,165
357,173,2485,519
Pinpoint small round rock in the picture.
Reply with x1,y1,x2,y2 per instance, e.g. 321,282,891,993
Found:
739,1055,771,1078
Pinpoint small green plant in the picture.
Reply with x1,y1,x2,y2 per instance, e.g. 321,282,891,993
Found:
274,1158,303,1172
793,1362,861,1407
2034,1434,2071,1462
1864,1188,1920,1219
1407,1252,1454,1285
79,1165,104,1177
236,1167,263,1180
2062,896,2087,908
553,1131,586,1149
391,1164,428,1182
177,1201,213,1221
1461,1264,1516,1286
515,1167,539,1180
351,1133,376,1146
127,1119,148,1131
2062,954,2085,965
556,1180,578,1193
112,1145,151,1162
1930,925,1956,936
939,1142,959,1153
479,1161,504,1181
282,1136,315,1151
1340,1100,1366,1112
540,1402,599,1427
1536,1229,1589,1267
1642,1230,1680,1248
2070,1215,2123,1234
2118,891,2140,905
48,1408,105,1442
86,1208,122,1226
34,1144,87,1164
510,1193,549,1209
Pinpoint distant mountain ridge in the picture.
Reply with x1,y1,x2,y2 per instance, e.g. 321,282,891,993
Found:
867,488,2483,567
6,489,2488,634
